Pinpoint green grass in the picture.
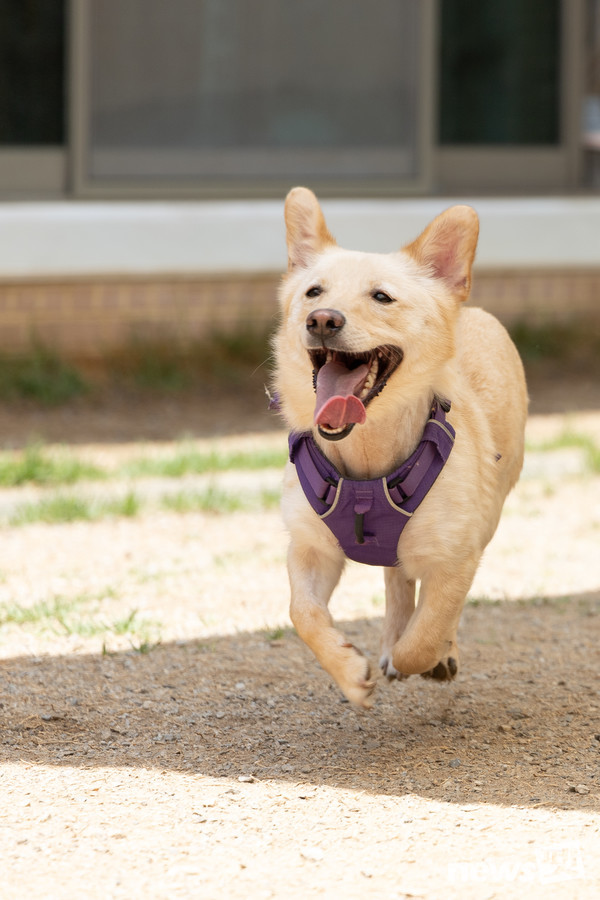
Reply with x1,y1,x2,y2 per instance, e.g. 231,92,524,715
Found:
105,328,273,390
0,591,162,648
0,346,88,405
123,445,287,479
262,625,291,643
6,484,278,526
527,430,600,475
0,442,285,488
510,321,600,367
8,490,141,526
0,444,104,487
160,485,280,515
0,326,273,405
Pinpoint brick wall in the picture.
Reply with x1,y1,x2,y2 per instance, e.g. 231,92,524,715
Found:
0,269,598,360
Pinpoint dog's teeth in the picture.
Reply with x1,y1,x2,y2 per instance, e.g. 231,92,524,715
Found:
326,351,333,363
359,357,379,399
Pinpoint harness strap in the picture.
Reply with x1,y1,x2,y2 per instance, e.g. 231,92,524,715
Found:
290,400,455,510
292,434,338,505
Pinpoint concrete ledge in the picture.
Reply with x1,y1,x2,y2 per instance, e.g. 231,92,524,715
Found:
1,197,600,278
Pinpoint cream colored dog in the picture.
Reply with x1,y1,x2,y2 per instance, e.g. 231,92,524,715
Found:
273,187,527,707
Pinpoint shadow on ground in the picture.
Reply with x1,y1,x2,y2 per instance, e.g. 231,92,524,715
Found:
2,592,599,813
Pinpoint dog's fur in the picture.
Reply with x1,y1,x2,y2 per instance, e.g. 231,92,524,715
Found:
273,187,528,707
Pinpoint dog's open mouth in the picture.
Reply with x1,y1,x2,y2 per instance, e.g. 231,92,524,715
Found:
309,345,403,440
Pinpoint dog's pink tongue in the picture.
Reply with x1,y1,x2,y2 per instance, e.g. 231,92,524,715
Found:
314,360,369,428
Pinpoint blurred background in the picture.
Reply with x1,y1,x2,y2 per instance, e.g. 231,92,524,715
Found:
0,0,599,428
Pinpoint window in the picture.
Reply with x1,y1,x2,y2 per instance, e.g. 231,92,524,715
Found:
440,0,560,145
72,0,435,196
436,0,583,192
0,0,66,195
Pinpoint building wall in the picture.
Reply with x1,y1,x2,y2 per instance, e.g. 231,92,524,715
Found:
0,269,598,361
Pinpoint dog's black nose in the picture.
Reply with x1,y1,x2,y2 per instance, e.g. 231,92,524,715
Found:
306,308,346,339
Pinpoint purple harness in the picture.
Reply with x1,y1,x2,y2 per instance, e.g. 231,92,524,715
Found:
288,401,455,567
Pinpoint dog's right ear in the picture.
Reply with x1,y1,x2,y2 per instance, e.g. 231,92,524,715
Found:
284,187,336,270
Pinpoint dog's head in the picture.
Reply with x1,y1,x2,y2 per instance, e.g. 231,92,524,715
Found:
273,187,479,439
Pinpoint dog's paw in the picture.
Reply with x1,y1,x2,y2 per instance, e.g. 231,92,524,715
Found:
337,642,376,708
421,656,458,681
379,654,408,682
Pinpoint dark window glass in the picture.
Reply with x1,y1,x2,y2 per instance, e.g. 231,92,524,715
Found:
439,0,560,145
0,0,65,145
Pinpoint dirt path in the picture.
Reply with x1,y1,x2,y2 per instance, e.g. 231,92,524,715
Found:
1,377,599,899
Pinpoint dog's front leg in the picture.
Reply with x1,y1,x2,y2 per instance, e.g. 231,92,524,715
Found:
288,541,376,707
391,562,477,680
379,568,416,679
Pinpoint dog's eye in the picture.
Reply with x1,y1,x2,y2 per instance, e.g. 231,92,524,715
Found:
372,290,395,304
306,286,323,298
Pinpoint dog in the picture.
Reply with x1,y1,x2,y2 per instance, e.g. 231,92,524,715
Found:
272,187,528,707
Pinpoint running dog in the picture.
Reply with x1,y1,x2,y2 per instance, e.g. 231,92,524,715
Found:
273,187,528,707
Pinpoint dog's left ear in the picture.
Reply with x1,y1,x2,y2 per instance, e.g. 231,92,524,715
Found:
284,187,337,271
404,205,479,303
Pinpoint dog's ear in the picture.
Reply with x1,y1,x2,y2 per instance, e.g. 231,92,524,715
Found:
404,206,479,303
284,187,336,270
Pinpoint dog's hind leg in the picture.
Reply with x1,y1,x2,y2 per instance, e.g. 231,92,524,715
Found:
379,568,416,680
287,542,376,708
390,561,478,679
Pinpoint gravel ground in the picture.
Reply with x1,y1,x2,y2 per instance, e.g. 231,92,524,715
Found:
1,378,599,899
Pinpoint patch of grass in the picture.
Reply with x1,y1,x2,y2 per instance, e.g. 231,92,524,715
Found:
10,494,95,526
263,625,289,643
0,439,286,489
510,321,600,367
0,346,88,405
123,445,287,479
0,443,104,487
113,609,162,652
0,591,162,648
6,482,277,526
105,327,273,391
126,345,190,391
160,484,280,515
527,431,600,475
8,490,142,526
0,591,109,636
0,595,78,629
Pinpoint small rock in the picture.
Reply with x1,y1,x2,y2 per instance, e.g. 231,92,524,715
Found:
301,847,324,862
238,775,255,783
568,784,590,794
449,758,461,768
498,724,511,733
